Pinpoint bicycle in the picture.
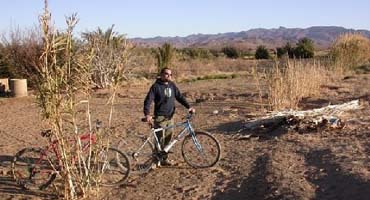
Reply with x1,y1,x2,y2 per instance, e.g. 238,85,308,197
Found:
120,113,221,173
11,120,130,190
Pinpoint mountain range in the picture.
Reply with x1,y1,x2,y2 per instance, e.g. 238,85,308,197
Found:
131,26,370,50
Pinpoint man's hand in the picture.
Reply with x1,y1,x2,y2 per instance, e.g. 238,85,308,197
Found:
145,115,153,122
188,107,195,114
145,115,153,126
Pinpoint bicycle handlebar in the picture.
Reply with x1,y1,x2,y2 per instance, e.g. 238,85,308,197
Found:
186,112,194,120
141,112,194,123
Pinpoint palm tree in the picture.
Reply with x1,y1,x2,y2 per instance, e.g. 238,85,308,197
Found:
82,25,129,88
156,43,174,73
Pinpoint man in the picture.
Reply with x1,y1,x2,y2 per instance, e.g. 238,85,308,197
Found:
144,67,195,166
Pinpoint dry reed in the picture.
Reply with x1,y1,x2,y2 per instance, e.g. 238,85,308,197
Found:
32,1,132,198
330,33,370,71
255,59,329,111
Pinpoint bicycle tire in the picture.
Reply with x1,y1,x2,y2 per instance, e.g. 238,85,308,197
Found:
132,140,156,173
181,131,221,168
11,147,57,190
94,147,130,187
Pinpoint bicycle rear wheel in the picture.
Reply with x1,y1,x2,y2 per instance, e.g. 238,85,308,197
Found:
94,147,130,187
11,147,57,190
181,131,221,168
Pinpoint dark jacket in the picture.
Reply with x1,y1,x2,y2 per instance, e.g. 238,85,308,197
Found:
144,79,190,118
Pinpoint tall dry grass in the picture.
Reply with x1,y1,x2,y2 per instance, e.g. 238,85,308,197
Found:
37,5,94,198
330,33,370,71
174,57,257,80
255,59,329,111
32,1,132,198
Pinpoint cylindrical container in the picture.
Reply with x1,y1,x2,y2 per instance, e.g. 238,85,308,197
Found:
0,78,9,93
9,79,28,97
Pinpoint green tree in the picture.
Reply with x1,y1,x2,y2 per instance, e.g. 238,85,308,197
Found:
294,38,314,58
255,45,270,59
285,42,295,58
277,42,295,58
0,44,11,77
276,47,286,58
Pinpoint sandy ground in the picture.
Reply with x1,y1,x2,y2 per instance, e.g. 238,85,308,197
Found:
1,73,370,200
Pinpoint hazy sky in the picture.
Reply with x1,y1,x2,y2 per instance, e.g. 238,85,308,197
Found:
1,0,370,38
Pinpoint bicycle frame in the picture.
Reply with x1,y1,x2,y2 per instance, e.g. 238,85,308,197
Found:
32,132,98,175
13,119,131,189
134,115,202,157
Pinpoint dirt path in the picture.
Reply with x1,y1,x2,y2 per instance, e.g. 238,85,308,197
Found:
1,74,370,199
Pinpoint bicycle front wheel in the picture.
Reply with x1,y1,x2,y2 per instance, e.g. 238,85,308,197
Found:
94,147,130,187
11,147,57,190
181,131,221,168
131,140,156,174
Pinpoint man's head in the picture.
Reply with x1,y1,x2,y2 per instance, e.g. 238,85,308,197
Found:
160,67,172,83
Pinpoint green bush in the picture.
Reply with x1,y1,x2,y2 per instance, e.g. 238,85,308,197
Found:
255,45,270,59
277,42,295,58
276,39,314,59
0,47,11,77
222,46,240,59
209,49,222,57
294,38,314,58
181,48,214,59
276,47,286,58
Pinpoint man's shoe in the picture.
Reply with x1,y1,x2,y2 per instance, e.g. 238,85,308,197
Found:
160,159,174,166
150,160,161,170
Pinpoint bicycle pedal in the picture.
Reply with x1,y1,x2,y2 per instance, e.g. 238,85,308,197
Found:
136,164,150,171
137,162,158,172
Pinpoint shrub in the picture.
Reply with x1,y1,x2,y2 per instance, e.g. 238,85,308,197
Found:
222,46,240,59
277,42,295,58
255,45,270,59
277,40,314,59
209,49,221,57
254,59,328,110
329,33,370,70
276,47,286,58
0,27,43,86
180,48,214,59
0,46,11,77
294,38,315,58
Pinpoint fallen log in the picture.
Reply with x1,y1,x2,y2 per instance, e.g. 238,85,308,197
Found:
242,100,362,131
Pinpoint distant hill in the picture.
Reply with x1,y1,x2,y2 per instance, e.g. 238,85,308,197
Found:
131,26,370,50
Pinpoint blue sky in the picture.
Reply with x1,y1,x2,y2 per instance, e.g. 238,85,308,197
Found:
1,0,370,38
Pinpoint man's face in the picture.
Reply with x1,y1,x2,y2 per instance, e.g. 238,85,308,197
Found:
160,69,172,82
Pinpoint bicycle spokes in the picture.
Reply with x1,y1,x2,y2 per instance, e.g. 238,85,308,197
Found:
181,131,221,168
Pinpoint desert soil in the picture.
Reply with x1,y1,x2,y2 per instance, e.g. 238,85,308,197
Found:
1,73,370,200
